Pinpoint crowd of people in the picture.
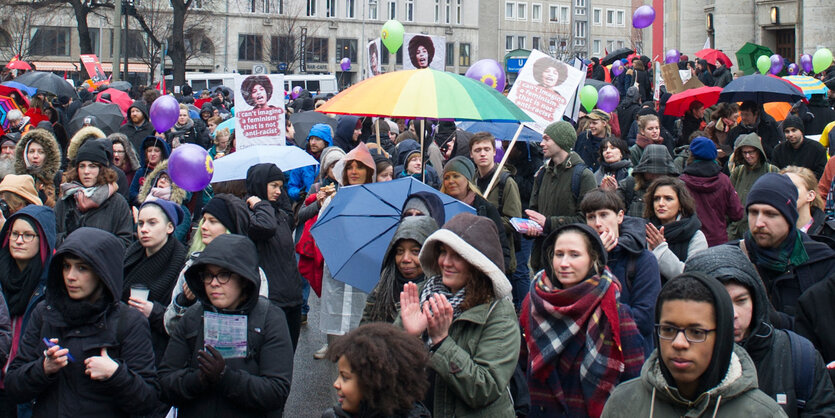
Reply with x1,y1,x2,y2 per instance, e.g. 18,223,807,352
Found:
0,55,832,418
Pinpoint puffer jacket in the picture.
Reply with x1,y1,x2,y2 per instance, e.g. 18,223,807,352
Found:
14,128,62,207
680,159,744,246
602,346,787,417
5,228,159,417
727,133,779,240
129,136,172,205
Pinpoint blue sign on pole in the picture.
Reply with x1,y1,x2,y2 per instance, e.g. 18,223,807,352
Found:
506,58,528,73
278,62,288,71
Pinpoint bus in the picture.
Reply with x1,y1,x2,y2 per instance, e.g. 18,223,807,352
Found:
171,73,339,96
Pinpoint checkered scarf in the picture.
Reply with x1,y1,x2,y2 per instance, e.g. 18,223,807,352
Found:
420,275,467,320
522,268,640,417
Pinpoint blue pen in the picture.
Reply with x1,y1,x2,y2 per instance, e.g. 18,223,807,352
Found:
42,338,74,362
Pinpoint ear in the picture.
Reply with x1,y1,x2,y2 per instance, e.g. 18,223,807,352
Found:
616,210,625,225
166,222,175,235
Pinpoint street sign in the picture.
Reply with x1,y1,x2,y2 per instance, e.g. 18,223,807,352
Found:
506,57,528,73
278,62,288,71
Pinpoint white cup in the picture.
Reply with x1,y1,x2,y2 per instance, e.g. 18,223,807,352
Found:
130,284,150,302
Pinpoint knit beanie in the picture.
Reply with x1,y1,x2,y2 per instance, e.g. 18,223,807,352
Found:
689,136,718,161
746,173,798,227
75,139,112,166
141,199,185,227
543,120,577,152
781,114,804,134
402,196,431,217
320,146,346,172
443,156,475,180
202,197,235,232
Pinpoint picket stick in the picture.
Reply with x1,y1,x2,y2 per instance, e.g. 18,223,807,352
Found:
484,124,524,197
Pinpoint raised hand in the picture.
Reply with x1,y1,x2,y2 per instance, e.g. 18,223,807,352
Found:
645,223,665,250
425,294,453,344
399,282,427,337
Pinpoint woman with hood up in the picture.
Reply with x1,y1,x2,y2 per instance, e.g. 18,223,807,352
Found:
14,128,61,207
5,227,158,417
685,246,835,417
361,216,439,324
108,132,141,187
123,200,187,367
129,136,172,206
522,223,645,417
245,163,305,351
137,159,192,242
159,234,294,418
332,115,362,153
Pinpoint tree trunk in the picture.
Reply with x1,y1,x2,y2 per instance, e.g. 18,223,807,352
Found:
70,0,93,55
169,0,187,86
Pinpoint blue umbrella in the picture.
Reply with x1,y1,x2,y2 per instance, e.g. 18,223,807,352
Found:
718,74,805,104
214,117,235,138
458,121,541,142
2,81,37,96
310,177,475,292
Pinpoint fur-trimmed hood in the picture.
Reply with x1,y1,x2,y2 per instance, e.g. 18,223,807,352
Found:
108,132,140,173
65,126,107,166
13,128,61,180
136,159,187,205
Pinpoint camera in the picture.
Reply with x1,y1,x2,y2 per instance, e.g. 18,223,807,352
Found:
0,199,9,219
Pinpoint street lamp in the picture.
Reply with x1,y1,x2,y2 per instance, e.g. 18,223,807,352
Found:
770,7,779,25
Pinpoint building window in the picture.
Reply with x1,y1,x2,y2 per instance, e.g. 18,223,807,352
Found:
575,7,585,16
306,37,328,63
616,10,625,26
336,38,357,62
444,0,451,24
459,43,470,66
276,0,283,14
388,1,395,19
517,2,526,20
593,8,601,25
574,0,584,6
531,3,541,21
517,36,525,49
560,6,569,22
346,0,355,17
606,9,614,25
607,40,614,51
505,2,514,19
574,39,585,47
446,42,454,66
306,0,316,16
593,39,600,54
505,35,513,50
270,35,294,63
326,0,336,17
456,0,461,24
575,20,586,37
405,0,413,21
238,34,263,61
368,0,377,18
532,36,540,50
617,40,624,49
549,5,558,22
434,0,440,22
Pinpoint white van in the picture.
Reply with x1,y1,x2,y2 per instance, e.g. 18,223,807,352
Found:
172,73,338,96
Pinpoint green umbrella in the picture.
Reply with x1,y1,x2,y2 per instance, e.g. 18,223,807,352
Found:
736,42,774,75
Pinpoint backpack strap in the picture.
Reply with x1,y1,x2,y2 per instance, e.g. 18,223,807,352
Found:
571,162,588,202
496,171,510,213
787,330,816,410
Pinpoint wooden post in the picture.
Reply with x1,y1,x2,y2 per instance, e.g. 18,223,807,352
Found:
484,124,524,197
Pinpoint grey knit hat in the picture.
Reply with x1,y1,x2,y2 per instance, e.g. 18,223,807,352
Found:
443,156,476,180
543,120,577,152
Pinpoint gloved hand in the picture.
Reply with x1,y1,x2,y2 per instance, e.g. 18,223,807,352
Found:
197,345,226,385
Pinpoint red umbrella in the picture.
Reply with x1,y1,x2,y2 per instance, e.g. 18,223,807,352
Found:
664,86,723,117
0,85,30,108
96,88,132,116
6,60,31,71
695,48,732,67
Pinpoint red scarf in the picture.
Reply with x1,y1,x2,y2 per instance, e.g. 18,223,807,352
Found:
635,133,663,149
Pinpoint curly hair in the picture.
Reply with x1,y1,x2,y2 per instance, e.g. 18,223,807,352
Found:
64,163,119,186
643,176,697,219
240,75,273,107
407,35,435,68
532,57,568,87
327,323,429,416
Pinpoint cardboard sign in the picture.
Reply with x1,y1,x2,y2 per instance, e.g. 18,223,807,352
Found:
80,54,107,84
660,63,684,94
507,50,585,131
367,38,382,78
402,34,446,70
234,74,286,148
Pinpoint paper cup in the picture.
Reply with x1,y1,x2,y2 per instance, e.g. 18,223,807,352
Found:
130,284,150,302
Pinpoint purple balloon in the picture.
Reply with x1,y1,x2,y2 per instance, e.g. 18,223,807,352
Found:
800,54,813,73
340,57,351,71
611,61,625,77
291,86,301,100
664,49,680,64
788,63,799,75
769,54,783,75
632,5,655,29
464,59,507,92
149,95,179,133
169,144,213,192
597,85,620,113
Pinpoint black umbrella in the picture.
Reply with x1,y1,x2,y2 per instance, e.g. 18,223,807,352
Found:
67,102,124,136
600,48,634,66
108,81,132,92
290,111,337,148
718,74,805,105
584,79,613,91
14,71,79,99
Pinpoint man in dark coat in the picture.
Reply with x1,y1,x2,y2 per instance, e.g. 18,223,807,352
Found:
590,57,606,81
805,94,835,138
735,173,835,329
712,59,733,88
616,86,641,141
771,115,827,179
119,100,156,153
686,245,835,417
728,101,784,160
696,59,715,87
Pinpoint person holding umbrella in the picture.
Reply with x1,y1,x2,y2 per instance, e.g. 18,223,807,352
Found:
727,101,784,161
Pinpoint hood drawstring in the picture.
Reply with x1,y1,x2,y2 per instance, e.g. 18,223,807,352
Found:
649,387,656,418
711,394,723,418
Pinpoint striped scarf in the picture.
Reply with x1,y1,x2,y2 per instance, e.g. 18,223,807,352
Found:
420,275,466,319
521,268,641,417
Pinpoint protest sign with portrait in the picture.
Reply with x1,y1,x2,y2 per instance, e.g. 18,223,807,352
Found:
402,34,446,71
367,39,382,78
507,50,585,130
234,74,286,148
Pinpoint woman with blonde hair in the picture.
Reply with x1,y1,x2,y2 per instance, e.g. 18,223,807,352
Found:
629,114,664,166
781,166,828,236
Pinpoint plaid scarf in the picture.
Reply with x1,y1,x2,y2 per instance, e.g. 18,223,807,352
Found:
521,268,641,417
825,177,835,217
420,275,466,320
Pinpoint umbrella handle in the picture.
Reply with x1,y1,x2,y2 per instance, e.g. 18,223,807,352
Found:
484,124,523,197
375,119,382,150
420,119,426,183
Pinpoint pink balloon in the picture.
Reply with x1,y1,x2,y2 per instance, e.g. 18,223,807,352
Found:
340,57,351,71
597,85,620,113
464,59,507,92
611,61,625,77
149,95,179,133
168,144,213,192
632,5,655,29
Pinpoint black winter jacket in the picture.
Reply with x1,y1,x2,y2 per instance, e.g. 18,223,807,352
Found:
119,100,156,153
727,113,784,160
5,228,159,417
54,191,134,248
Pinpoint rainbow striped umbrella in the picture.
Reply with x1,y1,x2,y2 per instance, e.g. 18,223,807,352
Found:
316,68,532,122
783,75,829,99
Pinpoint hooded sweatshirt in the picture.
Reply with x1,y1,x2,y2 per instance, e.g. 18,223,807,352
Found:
130,136,172,205
6,227,159,417
728,133,780,240
158,234,294,418
681,159,744,246
287,123,333,201
601,272,786,418
393,139,441,189
333,115,360,153
14,128,62,207
119,100,155,153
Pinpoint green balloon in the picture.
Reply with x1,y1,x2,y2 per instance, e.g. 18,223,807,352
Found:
756,55,771,75
813,48,834,74
381,20,404,53
580,85,598,112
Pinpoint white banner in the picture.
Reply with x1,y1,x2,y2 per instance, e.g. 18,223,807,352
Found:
367,38,382,78
234,74,286,148
507,50,585,131
402,34,446,70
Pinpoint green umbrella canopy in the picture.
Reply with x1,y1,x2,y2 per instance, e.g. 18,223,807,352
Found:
736,42,774,75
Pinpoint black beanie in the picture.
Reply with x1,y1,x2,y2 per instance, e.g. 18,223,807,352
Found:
781,114,804,134
746,173,798,227
203,197,235,232
75,139,111,166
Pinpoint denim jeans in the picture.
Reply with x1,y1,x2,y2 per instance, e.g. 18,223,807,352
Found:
511,236,534,311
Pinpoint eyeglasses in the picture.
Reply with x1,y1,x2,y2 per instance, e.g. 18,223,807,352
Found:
199,270,234,284
10,231,38,242
741,150,758,156
655,324,716,343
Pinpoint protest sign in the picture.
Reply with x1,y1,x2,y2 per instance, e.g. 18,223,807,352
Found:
80,54,107,84
661,63,684,94
367,39,382,78
234,74,286,148
507,49,585,131
402,34,446,70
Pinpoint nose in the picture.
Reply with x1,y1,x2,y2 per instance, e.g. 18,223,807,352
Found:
671,330,690,349
333,377,340,390
754,214,766,228
402,252,414,264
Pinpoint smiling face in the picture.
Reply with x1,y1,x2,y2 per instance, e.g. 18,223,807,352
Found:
658,299,716,400
740,146,760,167
251,84,268,106
9,218,39,264
653,185,681,224
551,231,593,288
202,264,245,310
437,243,472,293
542,66,560,87
442,171,470,200
334,356,362,414
784,126,803,148
346,160,369,185
395,239,422,280
62,256,100,300
77,161,100,187
588,119,607,137
27,142,45,166
416,45,430,68
406,154,422,175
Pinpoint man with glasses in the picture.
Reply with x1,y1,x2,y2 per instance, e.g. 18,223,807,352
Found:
602,273,786,417
727,132,779,240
